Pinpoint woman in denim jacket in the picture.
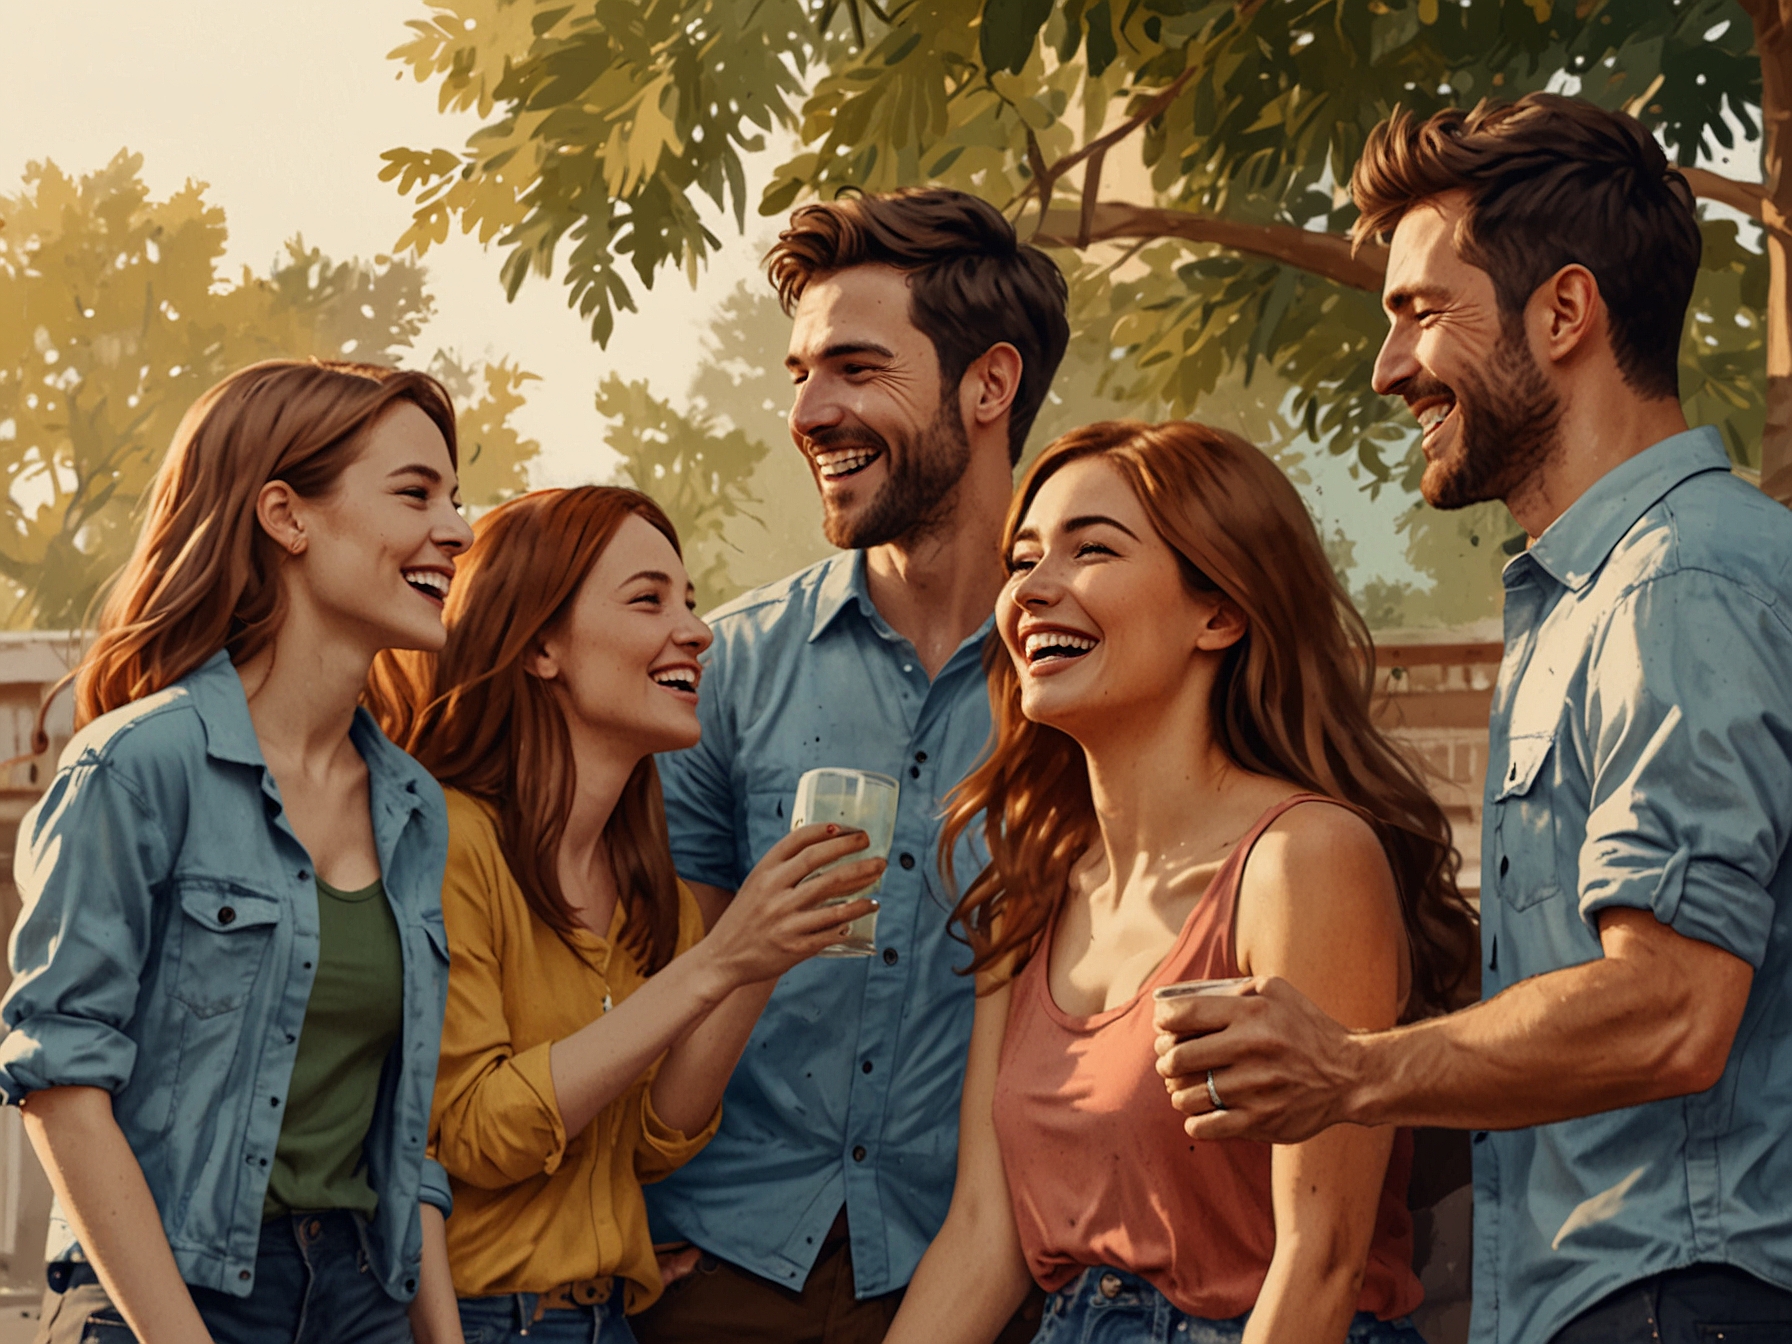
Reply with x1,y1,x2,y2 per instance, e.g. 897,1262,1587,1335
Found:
0,360,475,1343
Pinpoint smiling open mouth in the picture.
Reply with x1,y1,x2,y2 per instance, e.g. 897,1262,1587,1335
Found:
1416,399,1457,444
404,569,449,604
1024,631,1099,665
814,446,881,480
651,668,699,695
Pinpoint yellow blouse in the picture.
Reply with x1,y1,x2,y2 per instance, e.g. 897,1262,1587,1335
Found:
429,789,720,1309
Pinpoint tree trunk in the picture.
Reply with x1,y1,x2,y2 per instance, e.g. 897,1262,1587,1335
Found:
1745,0,1792,504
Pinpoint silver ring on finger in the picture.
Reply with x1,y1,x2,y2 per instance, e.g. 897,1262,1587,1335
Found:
1205,1069,1226,1112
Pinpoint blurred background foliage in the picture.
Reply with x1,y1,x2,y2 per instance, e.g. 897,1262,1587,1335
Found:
388,0,1772,621
0,151,539,629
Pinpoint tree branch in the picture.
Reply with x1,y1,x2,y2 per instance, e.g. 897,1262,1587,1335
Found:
1681,165,1778,229
1032,201,1388,291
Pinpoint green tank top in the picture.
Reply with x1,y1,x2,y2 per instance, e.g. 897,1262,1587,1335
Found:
263,876,404,1220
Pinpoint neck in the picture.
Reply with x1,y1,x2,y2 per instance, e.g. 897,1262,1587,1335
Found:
1507,387,1689,539
556,718,639,909
864,444,1011,679
234,603,374,768
1075,684,1238,896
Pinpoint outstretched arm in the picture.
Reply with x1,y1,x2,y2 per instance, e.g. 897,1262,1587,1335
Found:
1157,908,1750,1142
23,1087,213,1344
885,979,1034,1344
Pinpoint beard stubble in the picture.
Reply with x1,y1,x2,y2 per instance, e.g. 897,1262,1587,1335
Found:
815,396,973,549
1420,319,1564,511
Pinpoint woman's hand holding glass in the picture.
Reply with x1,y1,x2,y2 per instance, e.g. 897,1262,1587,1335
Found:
702,824,885,985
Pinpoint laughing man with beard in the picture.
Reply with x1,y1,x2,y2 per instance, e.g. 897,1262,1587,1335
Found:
634,189,1068,1344
1152,94,1792,1344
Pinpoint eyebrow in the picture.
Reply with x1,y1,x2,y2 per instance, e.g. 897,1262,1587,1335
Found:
388,463,443,484
1010,514,1140,545
785,341,896,371
620,569,674,588
1383,284,1452,314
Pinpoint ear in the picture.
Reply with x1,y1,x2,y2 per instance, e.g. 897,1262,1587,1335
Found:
1193,594,1248,653
524,635,561,685
257,480,307,556
1530,263,1602,367
962,342,1024,430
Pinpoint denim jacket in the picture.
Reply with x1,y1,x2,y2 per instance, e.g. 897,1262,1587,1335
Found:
0,651,452,1302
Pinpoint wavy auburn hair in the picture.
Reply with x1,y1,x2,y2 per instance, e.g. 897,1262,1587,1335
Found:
370,487,684,975
941,421,1478,1018
75,359,458,726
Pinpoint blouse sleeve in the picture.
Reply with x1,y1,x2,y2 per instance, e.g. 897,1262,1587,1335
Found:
428,808,569,1189
631,880,723,1182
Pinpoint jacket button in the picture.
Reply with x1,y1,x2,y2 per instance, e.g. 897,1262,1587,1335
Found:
218,907,236,925
851,1145,866,1162
882,948,898,966
238,1270,251,1282
898,853,915,870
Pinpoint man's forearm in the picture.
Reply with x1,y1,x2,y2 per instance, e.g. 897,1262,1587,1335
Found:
1162,912,1753,1145
1348,947,1738,1131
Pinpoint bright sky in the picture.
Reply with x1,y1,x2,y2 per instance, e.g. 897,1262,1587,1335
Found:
0,0,772,487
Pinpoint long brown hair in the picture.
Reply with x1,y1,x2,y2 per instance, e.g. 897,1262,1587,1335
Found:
941,421,1478,1017
370,487,684,976
76,359,459,725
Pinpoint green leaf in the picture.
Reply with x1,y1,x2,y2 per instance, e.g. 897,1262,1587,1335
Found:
1083,0,1117,77
980,0,1053,77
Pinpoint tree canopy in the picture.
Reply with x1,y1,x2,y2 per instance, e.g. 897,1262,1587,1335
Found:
389,0,1774,620
0,151,539,628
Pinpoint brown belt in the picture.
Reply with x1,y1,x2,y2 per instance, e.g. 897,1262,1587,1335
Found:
533,1277,615,1320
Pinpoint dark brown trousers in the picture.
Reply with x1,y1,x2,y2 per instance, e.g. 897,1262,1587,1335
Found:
633,1213,1043,1344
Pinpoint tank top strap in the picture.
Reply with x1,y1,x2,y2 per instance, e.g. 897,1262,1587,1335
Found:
1161,791,1357,985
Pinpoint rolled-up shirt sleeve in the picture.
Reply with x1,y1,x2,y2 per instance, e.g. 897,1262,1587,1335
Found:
1578,568,1792,966
428,841,569,1190
0,755,169,1100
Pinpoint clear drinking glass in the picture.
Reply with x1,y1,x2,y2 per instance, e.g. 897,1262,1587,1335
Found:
790,767,900,957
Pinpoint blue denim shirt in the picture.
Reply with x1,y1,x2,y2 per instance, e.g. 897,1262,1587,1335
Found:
0,651,453,1302
647,552,993,1296
1473,428,1792,1344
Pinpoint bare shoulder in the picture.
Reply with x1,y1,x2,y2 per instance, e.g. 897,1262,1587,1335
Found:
1251,799,1389,881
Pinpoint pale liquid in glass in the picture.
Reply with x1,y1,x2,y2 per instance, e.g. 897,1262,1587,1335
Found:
791,768,900,957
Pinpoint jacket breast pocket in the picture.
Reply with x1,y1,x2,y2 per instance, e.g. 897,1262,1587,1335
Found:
168,881,284,1018
1491,733,1564,912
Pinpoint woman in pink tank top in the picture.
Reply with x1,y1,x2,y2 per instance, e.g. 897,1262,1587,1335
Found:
884,422,1478,1344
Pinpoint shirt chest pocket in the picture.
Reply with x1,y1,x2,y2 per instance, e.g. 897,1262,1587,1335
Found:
1491,733,1565,911
168,881,285,1019
744,783,799,875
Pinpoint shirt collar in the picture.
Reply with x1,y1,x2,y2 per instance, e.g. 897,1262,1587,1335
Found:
1522,426,1731,593
808,551,877,643
182,648,422,809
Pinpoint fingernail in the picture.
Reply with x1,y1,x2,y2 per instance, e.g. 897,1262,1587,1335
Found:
868,899,881,909
826,824,839,835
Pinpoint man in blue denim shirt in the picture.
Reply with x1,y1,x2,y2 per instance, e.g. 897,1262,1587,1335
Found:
635,190,1068,1344
1153,95,1792,1344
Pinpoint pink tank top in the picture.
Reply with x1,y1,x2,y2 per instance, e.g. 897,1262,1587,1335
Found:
991,794,1423,1320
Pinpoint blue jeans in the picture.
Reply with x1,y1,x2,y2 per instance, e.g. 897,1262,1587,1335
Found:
1034,1266,1428,1344
36,1211,410,1344
459,1290,636,1344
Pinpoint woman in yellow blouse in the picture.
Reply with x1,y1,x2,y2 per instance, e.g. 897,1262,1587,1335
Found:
374,487,881,1344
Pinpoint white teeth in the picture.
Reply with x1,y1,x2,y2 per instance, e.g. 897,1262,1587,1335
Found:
1024,630,1098,661
1417,403,1453,430
403,569,449,595
814,447,878,479
652,669,698,692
